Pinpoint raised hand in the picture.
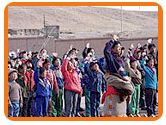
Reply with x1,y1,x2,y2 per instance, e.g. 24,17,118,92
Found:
86,43,90,48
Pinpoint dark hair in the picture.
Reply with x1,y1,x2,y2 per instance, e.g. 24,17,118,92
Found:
146,55,154,64
112,41,121,49
39,67,46,77
87,48,94,54
89,61,98,69
68,49,76,56
52,57,61,65
148,44,156,50
43,58,51,66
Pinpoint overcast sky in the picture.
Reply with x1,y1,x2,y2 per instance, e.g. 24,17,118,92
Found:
100,6,158,11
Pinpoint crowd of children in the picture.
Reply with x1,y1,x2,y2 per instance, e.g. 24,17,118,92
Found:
8,35,158,117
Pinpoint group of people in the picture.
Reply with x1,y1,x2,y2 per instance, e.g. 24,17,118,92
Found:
8,35,158,117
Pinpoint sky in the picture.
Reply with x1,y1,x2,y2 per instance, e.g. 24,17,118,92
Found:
100,6,158,11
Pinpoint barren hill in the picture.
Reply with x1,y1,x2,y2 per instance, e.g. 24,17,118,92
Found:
8,6,158,39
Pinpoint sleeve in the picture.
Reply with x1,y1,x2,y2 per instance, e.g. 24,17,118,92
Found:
19,85,23,105
140,59,149,73
53,71,59,94
8,84,11,104
34,67,40,85
104,40,114,68
30,71,35,91
102,74,107,93
61,59,70,78
82,47,88,59
85,63,93,77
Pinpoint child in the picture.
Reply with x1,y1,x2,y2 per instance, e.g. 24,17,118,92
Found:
8,69,23,117
88,61,106,117
61,49,82,117
140,56,158,117
82,43,97,117
126,57,142,117
34,59,52,117
52,57,64,117
43,58,59,116
16,64,29,116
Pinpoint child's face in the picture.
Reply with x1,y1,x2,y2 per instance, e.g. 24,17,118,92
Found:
90,49,95,56
11,60,16,67
67,61,74,71
41,70,47,78
150,47,156,54
134,52,141,60
44,63,51,70
131,61,138,69
92,64,99,72
54,59,61,67
148,59,154,67
112,44,122,55
10,72,18,81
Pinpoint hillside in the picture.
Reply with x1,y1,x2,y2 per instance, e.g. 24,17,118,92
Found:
8,6,158,39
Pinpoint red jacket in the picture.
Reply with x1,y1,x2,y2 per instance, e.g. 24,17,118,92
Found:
25,70,35,92
61,59,82,94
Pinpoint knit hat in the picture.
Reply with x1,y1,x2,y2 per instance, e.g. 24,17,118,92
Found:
134,48,141,54
130,56,137,63
8,68,18,76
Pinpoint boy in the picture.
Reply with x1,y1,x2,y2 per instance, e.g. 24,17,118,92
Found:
34,59,52,117
52,57,64,117
126,57,142,117
43,58,59,116
87,61,106,117
140,56,158,117
8,69,23,117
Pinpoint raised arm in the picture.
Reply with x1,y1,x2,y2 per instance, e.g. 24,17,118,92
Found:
61,58,70,77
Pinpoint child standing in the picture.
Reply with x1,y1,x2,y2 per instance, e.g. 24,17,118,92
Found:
52,57,64,117
88,61,106,117
140,56,158,117
43,58,59,116
34,59,52,117
61,48,82,117
126,57,142,117
8,69,23,117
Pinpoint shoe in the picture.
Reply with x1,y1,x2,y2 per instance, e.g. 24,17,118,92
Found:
142,114,148,117
75,113,81,117
79,107,85,112
128,114,134,117
135,114,141,117
150,114,156,117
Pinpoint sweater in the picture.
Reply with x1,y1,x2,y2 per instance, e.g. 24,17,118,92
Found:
9,81,23,103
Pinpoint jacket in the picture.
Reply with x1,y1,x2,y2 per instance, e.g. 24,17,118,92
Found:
140,59,158,90
104,40,128,77
34,68,52,97
86,65,106,93
61,59,82,94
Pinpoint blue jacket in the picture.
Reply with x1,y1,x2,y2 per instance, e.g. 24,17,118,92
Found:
140,60,158,90
34,68,52,97
85,64,106,93
104,40,128,77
